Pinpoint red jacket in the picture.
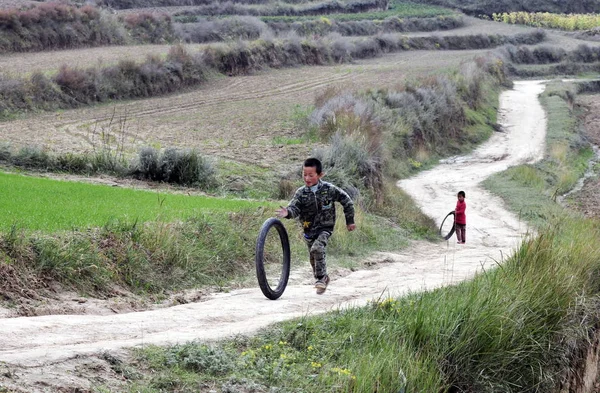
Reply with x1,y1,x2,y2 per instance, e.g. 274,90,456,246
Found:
455,200,466,224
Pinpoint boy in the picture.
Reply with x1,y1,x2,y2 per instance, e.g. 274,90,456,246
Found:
276,158,356,294
454,190,466,244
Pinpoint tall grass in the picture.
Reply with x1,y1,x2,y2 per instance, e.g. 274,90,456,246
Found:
127,217,600,392
0,209,287,294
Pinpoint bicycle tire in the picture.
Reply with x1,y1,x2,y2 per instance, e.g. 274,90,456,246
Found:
255,217,291,300
439,211,456,240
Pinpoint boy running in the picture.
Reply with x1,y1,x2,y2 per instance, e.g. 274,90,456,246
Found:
276,158,356,294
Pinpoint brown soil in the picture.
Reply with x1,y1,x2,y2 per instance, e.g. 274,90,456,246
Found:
563,95,600,219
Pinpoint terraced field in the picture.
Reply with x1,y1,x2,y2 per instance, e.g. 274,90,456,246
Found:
2,17,585,169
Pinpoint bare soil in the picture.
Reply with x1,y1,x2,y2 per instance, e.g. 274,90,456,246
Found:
563,95,600,219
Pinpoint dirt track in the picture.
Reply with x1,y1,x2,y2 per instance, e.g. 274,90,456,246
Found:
0,80,548,392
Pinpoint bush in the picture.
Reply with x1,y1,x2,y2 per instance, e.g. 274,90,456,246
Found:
122,12,175,44
11,146,53,169
0,3,128,53
133,147,216,188
501,44,567,64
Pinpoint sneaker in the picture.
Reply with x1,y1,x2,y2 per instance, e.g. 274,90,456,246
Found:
315,275,330,295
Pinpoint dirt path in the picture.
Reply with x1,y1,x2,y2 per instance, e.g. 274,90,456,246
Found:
0,81,547,376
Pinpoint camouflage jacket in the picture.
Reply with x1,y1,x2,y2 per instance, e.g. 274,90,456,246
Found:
284,180,354,239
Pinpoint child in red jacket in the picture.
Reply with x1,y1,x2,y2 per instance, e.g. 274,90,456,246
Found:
454,191,466,244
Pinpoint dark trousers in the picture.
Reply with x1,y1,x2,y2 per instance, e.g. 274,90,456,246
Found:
456,223,466,243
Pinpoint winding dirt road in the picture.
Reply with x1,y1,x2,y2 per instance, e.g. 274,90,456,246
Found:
0,81,547,375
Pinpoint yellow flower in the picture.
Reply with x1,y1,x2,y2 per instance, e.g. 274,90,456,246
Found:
311,362,322,368
263,344,272,350
331,367,352,376
308,345,314,351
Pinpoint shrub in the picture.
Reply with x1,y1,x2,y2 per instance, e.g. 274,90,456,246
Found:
176,16,267,43
570,44,600,63
313,132,383,204
11,146,53,169
501,44,567,64
121,12,175,44
0,3,127,53
133,147,216,188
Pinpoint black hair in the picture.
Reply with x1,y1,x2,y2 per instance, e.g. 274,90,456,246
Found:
304,157,322,174
458,190,465,198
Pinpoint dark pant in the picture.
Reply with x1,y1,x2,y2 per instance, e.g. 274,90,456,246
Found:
456,223,466,243
305,231,331,279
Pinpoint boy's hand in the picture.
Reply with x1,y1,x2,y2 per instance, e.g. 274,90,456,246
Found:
275,206,288,218
347,224,356,232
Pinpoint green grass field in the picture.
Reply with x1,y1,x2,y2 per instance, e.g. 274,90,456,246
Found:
0,171,264,232
260,2,454,23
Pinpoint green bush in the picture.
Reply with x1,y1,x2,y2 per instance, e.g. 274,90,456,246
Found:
133,147,217,187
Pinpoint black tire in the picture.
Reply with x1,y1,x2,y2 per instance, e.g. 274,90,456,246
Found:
439,211,456,240
255,217,291,300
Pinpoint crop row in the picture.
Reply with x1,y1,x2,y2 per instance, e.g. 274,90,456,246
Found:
492,11,600,31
